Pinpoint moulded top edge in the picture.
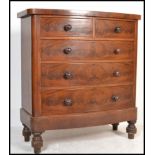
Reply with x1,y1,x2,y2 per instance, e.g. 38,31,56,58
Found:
17,8,141,20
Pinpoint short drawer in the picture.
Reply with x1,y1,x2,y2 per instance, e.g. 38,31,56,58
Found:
41,62,133,87
95,19,135,39
40,17,93,37
41,40,134,61
41,85,133,115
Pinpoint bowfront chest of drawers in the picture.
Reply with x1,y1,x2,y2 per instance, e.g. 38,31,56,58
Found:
17,9,141,154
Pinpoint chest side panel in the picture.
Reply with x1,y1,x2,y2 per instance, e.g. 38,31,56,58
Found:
21,17,32,114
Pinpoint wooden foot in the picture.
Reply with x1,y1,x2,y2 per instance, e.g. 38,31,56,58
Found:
31,132,43,154
126,121,137,139
22,124,31,142
112,123,119,131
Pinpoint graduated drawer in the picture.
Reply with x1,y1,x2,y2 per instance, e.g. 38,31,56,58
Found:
41,85,133,115
41,62,133,87
95,19,135,39
41,40,134,61
40,17,93,37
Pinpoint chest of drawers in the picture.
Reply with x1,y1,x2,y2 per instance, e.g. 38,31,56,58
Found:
17,9,141,154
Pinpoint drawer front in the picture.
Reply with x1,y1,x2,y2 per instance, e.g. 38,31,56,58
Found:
95,19,135,38
41,62,133,87
41,40,134,61
41,85,133,115
40,17,93,37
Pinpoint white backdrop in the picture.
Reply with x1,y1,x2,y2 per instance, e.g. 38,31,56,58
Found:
11,1,144,153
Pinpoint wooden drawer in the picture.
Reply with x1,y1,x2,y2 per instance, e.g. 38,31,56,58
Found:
41,62,133,87
41,40,134,61
40,17,93,37
41,85,133,115
95,19,135,39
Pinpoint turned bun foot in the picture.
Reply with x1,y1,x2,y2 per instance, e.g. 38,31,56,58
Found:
126,121,137,139
112,123,119,131
32,132,43,154
22,124,31,142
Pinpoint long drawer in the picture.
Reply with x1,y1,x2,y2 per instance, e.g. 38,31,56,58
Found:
41,85,133,115
41,62,133,87
40,40,134,61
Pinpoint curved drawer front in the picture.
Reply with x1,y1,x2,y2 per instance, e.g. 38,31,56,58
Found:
41,40,134,61
41,85,133,115
40,17,93,37
95,19,135,39
41,62,133,87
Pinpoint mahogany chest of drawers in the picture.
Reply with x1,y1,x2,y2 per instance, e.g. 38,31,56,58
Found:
17,9,141,154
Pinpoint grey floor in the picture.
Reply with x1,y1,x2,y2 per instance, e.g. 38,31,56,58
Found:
11,123,143,154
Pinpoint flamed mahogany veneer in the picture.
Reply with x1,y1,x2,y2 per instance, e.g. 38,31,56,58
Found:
18,9,141,154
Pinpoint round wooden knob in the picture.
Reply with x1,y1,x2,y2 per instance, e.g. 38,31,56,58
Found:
112,96,119,102
64,24,72,31
114,27,121,33
63,48,72,54
64,72,73,79
114,49,121,54
113,71,120,77
64,98,72,106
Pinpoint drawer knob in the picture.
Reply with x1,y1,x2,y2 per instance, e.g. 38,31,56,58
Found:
64,98,72,106
113,71,120,77
112,96,119,102
64,48,72,54
64,72,73,79
114,27,121,33
64,24,72,31
114,49,121,54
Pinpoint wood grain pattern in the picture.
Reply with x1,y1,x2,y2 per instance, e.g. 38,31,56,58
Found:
40,17,93,37
41,85,133,115
40,40,134,61
95,19,135,38
41,62,133,87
